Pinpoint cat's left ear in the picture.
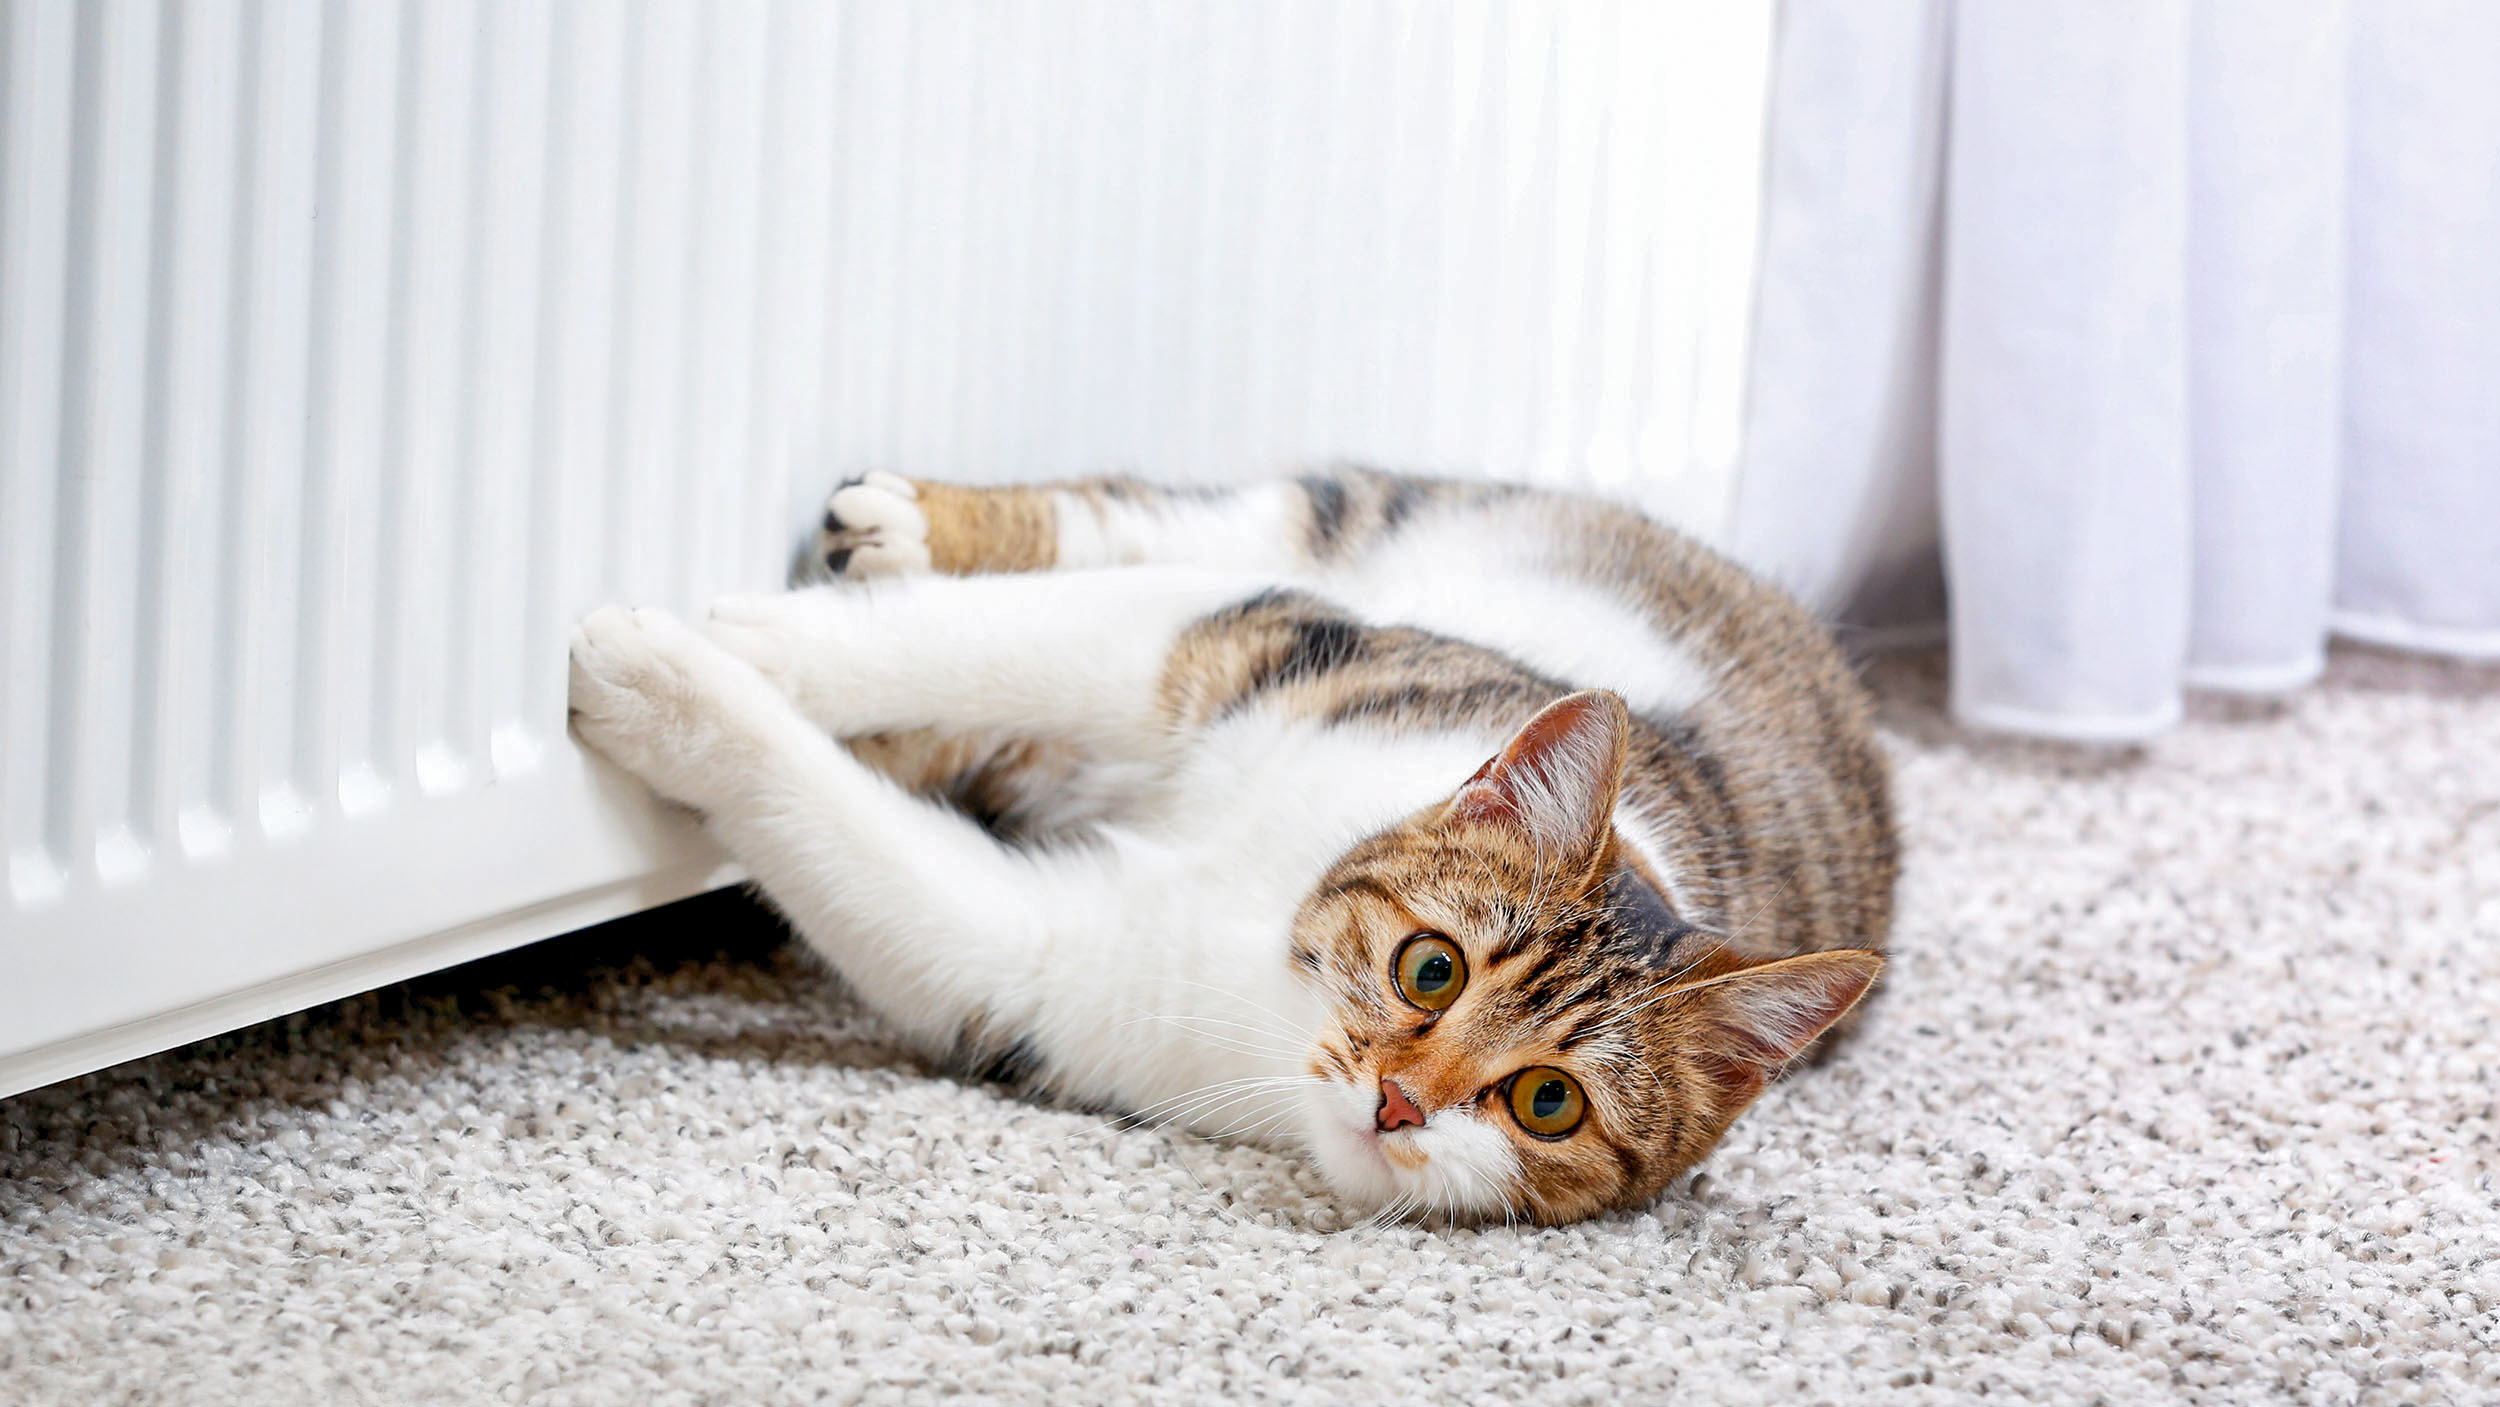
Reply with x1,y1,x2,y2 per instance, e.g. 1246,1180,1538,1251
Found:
1681,949,1883,1109
1445,690,1630,875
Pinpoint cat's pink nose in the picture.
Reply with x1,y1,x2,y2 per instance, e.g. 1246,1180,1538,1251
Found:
1376,1077,1426,1133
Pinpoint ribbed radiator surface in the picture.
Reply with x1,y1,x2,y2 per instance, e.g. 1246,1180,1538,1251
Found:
0,0,1770,1093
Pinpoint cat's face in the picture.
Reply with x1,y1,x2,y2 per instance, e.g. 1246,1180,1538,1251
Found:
1287,691,1880,1225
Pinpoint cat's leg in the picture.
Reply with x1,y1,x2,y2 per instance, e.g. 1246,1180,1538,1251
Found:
807,473,1299,580
567,604,1137,1062
705,567,1273,752
807,467,1508,582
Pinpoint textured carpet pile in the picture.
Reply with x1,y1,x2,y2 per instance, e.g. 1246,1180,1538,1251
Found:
2,647,2494,1404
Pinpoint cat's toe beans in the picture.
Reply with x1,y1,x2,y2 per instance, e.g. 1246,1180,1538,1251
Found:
820,476,932,580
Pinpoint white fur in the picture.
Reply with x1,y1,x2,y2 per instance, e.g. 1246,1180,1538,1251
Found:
576,582,1514,1214
1054,482,1306,572
571,480,1719,1217
705,569,1268,749
1303,1075,1523,1220
1314,512,1716,721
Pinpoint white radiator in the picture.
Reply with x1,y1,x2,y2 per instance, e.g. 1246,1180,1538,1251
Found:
0,0,1773,1097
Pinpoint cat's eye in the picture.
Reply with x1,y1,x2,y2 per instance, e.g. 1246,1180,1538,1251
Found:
1507,1067,1585,1138
1393,934,1467,1011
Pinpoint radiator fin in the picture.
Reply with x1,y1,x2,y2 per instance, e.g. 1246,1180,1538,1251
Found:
2,0,1770,939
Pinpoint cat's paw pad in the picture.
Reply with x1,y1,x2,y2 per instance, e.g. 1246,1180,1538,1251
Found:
814,471,931,581
569,604,780,805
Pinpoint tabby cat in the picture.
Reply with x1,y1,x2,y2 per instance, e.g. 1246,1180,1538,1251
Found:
567,468,1895,1225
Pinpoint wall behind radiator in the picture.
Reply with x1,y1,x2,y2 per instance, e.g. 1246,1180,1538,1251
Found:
0,0,1772,1095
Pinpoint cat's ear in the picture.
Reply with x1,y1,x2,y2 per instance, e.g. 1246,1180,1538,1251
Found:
1681,949,1882,1108
1445,690,1630,872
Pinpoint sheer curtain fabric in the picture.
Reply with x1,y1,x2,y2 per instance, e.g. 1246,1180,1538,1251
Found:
1734,0,2500,740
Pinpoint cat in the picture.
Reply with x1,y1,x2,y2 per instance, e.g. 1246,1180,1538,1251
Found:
567,467,1896,1225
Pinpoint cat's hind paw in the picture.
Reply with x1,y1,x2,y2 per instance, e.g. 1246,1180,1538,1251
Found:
811,471,931,582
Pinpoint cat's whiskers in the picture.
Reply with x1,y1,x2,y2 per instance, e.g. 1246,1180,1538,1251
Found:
1108,1087,1324,1157
1607,935,1739,1024
1713,865,1800,947
1144,1128,1258,1233
1116,1009,1309,1060
1108,983,1314,1067
1037,1072,1337,1232
1351,1194,1400,1234
1158,1080,1319,1135
1221,1103,1304,1142
1049,1078,1311,1151
1150,977,1317,1046
1116,1012,1308,1065
1125,1008,1302,1046
1358,1187,1422,1233
1119,1072,1320,1126
1197,1099,1308,1149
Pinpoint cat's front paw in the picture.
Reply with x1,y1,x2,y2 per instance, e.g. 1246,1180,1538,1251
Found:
704,591,832,705
811,471,931,582
569,604,794,808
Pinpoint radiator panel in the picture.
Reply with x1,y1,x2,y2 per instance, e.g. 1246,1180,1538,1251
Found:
0,0,1771,1093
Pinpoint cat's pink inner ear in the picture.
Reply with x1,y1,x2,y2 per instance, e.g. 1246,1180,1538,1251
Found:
1446,690,1631,862
1688,949,1883,1106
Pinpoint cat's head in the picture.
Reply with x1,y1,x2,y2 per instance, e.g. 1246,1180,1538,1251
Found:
1287,690,1881,1225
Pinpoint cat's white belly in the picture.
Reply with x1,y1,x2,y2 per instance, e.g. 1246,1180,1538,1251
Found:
1307,515,1715,721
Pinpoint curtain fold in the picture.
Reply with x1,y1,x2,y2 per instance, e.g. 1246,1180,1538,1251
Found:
1736,0,2500,740
2335,4,2500,658
2182,0,2346,694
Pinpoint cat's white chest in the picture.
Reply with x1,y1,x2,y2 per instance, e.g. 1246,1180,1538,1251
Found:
1056,713,1495,1134
1126,713,1493,916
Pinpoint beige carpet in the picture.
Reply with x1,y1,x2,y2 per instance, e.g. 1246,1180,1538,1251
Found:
3,646,2494,1404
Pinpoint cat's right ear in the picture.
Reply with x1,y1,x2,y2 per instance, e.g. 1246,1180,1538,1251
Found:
1444,690,1630,876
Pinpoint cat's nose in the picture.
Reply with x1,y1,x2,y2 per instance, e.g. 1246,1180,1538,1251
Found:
1376,1077,1426,1132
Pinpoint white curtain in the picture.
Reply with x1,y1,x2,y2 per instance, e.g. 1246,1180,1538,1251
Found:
1732,0,2500,740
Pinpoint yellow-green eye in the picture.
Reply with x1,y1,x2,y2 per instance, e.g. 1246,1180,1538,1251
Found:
1394,934,1466,1011
1508,1067,1585,1138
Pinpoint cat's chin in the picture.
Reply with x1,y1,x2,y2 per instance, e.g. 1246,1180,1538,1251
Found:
1296,1081,1524,1224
